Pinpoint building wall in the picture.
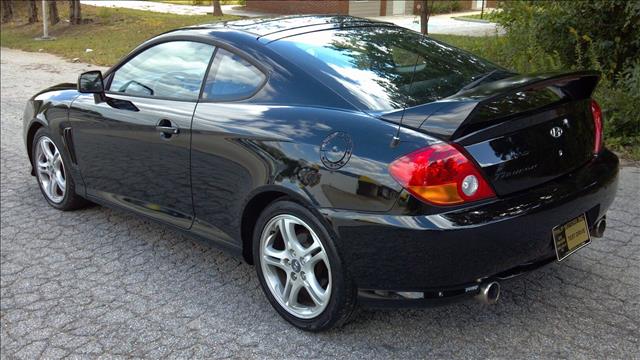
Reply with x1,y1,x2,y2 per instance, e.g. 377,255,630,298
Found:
245,0,349,15
469,0,498,10
384,0,393,15
348,0,384,17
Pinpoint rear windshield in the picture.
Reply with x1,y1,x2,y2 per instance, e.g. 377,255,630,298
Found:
273,26,500,111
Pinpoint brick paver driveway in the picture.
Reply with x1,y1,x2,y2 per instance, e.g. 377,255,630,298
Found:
1,48,639,358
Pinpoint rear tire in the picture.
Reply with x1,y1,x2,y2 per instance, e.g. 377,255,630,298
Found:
253,200,356,331
32,127,89,211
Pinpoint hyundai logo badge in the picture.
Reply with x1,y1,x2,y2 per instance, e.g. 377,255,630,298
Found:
550,127,563,138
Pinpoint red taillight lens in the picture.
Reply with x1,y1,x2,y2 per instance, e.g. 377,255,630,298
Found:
388,143,496,205
591,99,603,154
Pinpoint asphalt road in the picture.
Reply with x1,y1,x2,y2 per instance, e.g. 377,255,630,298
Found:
1,48,639,359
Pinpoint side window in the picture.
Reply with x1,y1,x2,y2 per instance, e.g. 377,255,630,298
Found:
202,48,266,101
110,41,214,101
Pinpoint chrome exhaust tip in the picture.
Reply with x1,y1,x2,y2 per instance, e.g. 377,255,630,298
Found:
591,218,607,238
475,281,500,305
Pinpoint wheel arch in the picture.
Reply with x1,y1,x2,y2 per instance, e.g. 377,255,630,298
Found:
240,185,330,264
26,120,46,175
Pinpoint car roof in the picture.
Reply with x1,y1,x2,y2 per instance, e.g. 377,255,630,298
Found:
179,15,397,42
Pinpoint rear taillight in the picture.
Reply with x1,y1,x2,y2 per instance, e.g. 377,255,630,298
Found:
389,143,495,205
591,99,603,154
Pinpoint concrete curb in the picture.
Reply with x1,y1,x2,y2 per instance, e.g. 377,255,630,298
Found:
452,16,493,24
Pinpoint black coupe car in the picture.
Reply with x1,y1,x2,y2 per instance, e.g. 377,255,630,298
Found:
23,16,619,331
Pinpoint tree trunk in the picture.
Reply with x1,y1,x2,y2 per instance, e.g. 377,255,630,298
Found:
68,0,74,24
1,0,14,23
28,0,38,23
212,0,223,16
69,0,81,24
419,0,435,35
49,0,59,25
75,0,81,23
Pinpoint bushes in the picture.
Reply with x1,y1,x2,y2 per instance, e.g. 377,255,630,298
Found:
431,1,461,14
495,0,640,158
596,61,640,159
414,1,461,15
499,1,639,78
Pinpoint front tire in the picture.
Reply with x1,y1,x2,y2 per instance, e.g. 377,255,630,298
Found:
32,128,88,211
253,200,356,331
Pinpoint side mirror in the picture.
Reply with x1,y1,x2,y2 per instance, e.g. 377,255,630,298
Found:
78,70,105,94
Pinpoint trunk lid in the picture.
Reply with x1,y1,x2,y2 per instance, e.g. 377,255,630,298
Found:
381,71,600,196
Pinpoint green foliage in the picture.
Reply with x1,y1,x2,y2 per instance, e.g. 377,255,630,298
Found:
431,33,561,74
596,61,640,158
430,1,461,15
499,0,640,79
492,0,640,159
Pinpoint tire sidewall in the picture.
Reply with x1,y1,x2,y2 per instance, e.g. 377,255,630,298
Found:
253,200,355,331
32,128,76,210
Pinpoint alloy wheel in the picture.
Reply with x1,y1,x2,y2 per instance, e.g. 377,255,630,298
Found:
35,136,66,203
259,214,332,319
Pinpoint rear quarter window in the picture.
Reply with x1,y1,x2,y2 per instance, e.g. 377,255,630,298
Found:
202,48,266,101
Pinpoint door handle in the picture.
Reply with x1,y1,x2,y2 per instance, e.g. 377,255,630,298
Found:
156,125,180,134
156,119,179,138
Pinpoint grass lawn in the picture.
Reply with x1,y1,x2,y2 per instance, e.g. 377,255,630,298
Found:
431,34,507,70
0,3,239,66
431,34,498,55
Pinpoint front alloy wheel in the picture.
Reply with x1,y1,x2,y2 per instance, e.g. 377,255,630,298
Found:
35,136,66,203
31,128,89,211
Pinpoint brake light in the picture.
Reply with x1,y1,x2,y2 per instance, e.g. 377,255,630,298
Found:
389,143,495,205
591,99,603,154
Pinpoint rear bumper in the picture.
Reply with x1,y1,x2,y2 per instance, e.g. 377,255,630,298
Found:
322,150,619,297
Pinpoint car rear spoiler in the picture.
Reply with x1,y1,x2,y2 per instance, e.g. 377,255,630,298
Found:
380,71,600,140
